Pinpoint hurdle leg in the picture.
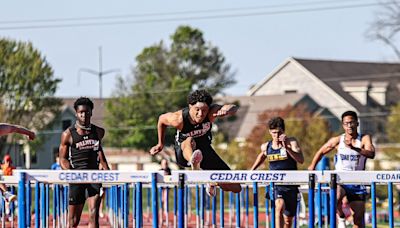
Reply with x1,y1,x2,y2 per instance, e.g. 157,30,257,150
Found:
371,182,376,228
220,188,224,228
195,185,199,228
329,174,337,228
388,182,394,228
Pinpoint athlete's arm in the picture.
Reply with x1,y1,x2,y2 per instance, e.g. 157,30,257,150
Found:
308,136,339,170
150,111,183,155
352,134,375,158
208,104,238,122
98,148,110,170
59,130,71,170
251,142,268,170
97,127,110,170
0,123,35,140
284,137,304,164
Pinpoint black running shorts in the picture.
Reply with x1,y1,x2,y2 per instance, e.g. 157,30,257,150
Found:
274,185,299,217
174,143,230,170
69,183,102,205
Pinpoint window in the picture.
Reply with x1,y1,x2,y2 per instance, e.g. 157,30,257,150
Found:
284,90,297,94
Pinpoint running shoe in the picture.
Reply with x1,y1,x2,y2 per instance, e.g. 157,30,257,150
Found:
3,191,16,203
189,149,203,170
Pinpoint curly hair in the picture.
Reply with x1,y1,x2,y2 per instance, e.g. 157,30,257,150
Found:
74,97,94,111
268,117,285,131
187,90,213,106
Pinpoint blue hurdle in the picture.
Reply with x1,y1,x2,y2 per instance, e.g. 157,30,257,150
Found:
5,169,400,228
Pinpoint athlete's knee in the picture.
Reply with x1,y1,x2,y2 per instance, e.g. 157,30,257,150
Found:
275,199,285,213
88,207,98,221
181,137,196,150
283,216,294,227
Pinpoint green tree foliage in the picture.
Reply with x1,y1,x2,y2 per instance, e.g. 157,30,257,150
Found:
386,102,400,143
105,26,236,149
221,105,334,170
0,38,61,150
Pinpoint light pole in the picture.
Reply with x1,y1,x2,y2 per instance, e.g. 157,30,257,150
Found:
78,46,120,99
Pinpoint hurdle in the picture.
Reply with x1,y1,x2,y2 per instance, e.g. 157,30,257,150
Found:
7,169,400,228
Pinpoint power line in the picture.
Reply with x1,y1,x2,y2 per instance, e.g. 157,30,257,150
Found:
0,0,369,25
0,2,386,31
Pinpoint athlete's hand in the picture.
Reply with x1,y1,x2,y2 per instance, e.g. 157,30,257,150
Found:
213,108,229,117
27,130,36,140
278,134,288,147
344,137,355,148
150,144,164,155
307,165,315,171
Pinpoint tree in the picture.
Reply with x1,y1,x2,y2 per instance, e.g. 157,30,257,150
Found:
105,26,236,149
222,105,333,170
367,0,400,59
0,38,62,150
380,102,400,162
386,102,400,143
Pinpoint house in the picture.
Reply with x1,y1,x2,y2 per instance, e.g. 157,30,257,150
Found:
32,98,170,170
215,93,335,142
248,57,400,142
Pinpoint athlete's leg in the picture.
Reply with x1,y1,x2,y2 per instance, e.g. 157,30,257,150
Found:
99,188,106,218
349,200,365,228
87,194,101,228
180,137,202,170
87,184,102,228
337,186,346,218
200,145,241,193
275,198,285,228
68,184,86,228
283,215,294,228
68,204,84,228
278,187,298,228
0,183,16,202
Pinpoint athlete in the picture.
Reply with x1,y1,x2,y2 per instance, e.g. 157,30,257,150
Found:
0,123,35,202
59,97,109,228
150,89,242,195
308,111,375,228
251,117,304,228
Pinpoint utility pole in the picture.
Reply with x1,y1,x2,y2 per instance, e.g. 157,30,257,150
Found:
78,46,120,99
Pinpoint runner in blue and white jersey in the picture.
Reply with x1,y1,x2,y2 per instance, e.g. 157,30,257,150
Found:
308,111,375,228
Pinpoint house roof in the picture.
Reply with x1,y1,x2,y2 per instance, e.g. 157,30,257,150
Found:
294,58,400,111
249,57,400,112
62,98,107,127
215,93,318,140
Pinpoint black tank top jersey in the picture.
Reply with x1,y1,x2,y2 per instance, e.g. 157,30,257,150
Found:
266,141,297,171
175,107,212,145
69,125,100,170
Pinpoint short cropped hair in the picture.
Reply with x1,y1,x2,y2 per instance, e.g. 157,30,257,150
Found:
74,97,94,111
268,117,285,131
187,90,213,106
341,111,358,121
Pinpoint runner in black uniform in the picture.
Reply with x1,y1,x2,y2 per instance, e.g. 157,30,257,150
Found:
150,89,241,195
251,117,304,228
59,97,109,228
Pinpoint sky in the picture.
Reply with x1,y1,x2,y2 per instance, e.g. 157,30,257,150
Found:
0,0,396,98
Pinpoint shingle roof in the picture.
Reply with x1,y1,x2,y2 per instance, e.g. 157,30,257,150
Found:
215,93,316,140
293,58,400,111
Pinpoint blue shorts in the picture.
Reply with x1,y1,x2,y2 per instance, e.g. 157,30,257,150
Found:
270,185,299,217
341,185,367,202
